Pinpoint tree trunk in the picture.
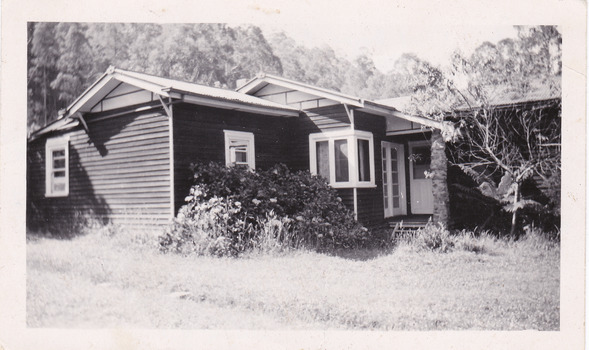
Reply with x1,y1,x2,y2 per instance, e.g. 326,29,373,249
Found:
510,182,520,236
431,129,450,227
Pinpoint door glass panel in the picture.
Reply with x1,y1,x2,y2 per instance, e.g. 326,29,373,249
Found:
411,146,430,179
390,147,400,208
382,147,388,210
334,139,349,182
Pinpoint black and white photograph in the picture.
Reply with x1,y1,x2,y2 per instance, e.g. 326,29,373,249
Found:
0,0,586,349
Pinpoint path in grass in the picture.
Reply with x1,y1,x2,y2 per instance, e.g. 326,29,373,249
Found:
27,233,559,330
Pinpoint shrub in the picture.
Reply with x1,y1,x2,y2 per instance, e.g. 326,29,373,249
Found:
159,162,368,256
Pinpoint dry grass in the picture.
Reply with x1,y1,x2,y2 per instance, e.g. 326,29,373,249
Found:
27,228,559,330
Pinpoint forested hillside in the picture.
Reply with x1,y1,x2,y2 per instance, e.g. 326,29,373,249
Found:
27,23,560,134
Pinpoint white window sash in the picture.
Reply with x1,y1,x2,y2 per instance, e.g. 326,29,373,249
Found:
309,129,375,188
45,136,70,197
224,130,255,170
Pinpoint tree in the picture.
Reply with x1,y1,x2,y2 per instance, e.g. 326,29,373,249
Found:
404,26,562,234
50,23,94,104
28,22,61,131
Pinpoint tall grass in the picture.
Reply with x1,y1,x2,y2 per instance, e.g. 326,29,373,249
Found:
394,221,559,256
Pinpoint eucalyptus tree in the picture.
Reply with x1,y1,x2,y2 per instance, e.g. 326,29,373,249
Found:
400,26,562,234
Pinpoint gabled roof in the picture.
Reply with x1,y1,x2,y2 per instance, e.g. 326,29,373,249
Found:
237,73,365,107
237,73,445,130
30,67,301,139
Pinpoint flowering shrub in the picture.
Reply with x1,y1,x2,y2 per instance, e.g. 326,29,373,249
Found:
159,162,368,256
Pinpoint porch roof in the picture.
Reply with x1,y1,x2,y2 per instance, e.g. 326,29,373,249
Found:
237,73,445,131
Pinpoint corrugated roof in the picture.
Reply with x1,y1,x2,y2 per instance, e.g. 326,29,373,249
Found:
377,85,560,113
375,96,412,112
116,69,300,112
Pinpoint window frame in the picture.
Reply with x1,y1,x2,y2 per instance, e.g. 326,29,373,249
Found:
309,129,375,188
224,130,256,170
45,136,70,197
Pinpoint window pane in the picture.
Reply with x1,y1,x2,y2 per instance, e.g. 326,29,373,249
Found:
53,171,66,178
392,184,399,196
53,159,66,169
393,196,400,208
52,149,65,158
53,183,66,192
316,141,330,179
235,150,247,163
334,139,349,182
412,146,430,179
358,139,370,182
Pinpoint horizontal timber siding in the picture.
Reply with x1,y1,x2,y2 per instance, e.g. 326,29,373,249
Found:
27,110,172,233
288,104,351,171
355,111,388,226
172,103,296,213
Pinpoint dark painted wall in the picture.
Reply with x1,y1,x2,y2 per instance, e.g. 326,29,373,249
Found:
172,103,298,213
27,109,173,233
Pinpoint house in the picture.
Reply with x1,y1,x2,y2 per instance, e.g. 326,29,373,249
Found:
32,66,558,233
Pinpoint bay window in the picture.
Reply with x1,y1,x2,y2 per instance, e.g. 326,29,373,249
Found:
309,129,375,188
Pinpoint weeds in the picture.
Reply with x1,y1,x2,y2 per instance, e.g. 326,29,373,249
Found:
393,221,558,255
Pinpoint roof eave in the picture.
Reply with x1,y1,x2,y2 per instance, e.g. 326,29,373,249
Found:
237,75,364,108
167,88,300,117
361,101,444,130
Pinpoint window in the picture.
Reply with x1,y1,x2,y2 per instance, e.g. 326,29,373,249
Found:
357,138,371,182
309,129,375,188
45,136,69,197
224,130,255,170
411,146,430,179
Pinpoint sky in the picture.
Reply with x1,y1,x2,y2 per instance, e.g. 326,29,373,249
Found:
220,0,522,73
260,23,519,73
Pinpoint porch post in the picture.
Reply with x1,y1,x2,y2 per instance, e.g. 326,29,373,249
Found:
430,129,449,227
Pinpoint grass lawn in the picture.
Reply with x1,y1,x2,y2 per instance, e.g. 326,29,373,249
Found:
26,230,559,330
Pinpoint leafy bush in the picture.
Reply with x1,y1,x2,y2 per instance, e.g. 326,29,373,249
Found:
159,162,368,256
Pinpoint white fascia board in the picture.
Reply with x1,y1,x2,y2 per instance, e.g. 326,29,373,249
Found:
386,128,431,136
262,76,363,107
112,73,170,98
28,119,80,141
64,74,117,118
176,93,300,117
63,71,110,115
234,76,263,93
239,76,364,108
361,103,444,130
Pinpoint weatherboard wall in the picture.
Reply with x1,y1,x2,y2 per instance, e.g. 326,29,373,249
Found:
286,106,388,226
354,111,388,225
27,108,173,231
172,103,296,213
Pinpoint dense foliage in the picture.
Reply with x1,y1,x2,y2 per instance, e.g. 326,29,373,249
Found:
159,163,368,256
27,22,406,133
398,26,562,235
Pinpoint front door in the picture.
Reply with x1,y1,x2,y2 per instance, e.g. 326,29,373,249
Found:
381,141,407,217
408,141,434,214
